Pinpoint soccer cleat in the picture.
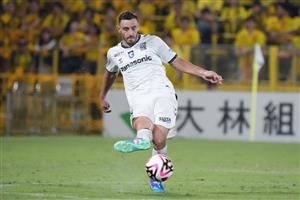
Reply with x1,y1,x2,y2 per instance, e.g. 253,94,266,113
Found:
113,138,151,153
149,179,164,193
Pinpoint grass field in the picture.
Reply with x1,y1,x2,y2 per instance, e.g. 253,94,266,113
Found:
1,136,299,200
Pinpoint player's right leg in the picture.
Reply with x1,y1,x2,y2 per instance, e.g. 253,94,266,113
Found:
113,117,152,153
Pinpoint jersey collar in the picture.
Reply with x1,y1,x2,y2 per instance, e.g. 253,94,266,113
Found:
120,34,141,49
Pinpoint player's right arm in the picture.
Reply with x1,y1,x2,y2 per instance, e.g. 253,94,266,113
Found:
100,49,119,113
100,70,117,113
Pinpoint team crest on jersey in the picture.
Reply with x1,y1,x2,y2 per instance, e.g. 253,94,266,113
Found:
128,50,134,58
140,42,147,50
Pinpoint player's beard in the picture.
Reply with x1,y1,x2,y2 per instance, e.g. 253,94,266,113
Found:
124,34,138,47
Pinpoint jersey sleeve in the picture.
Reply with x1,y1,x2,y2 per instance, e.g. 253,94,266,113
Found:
152,36,177,64
105,50,119,73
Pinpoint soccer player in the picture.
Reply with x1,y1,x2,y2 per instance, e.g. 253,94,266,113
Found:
100,11,223,192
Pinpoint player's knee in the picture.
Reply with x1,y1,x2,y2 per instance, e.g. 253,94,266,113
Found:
152,124,168,150
152,137,166,150
133,117,153,130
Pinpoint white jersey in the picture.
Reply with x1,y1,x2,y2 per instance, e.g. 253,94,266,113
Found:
106,34,177,98
106,34,178,132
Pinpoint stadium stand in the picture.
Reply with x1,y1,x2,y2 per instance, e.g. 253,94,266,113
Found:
0,0,299,135
0,0,299,74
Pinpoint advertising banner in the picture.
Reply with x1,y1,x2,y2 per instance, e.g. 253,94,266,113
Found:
104,90,300,143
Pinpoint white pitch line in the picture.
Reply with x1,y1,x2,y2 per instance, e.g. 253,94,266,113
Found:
2,192,157,200
0,183,20,188
2,192,98,200
205,168,300,176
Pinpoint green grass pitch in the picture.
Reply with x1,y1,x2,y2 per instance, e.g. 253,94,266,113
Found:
1,136,299,199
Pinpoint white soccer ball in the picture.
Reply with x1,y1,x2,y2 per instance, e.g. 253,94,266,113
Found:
145,154,174,182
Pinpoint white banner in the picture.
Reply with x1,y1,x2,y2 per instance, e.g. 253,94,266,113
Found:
104,90,300,143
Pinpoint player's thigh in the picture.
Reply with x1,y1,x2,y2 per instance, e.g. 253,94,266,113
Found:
153,95,178,130
130,96,155,130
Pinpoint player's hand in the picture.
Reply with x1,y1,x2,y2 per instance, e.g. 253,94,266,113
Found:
100,99,111,113
202,70,223,84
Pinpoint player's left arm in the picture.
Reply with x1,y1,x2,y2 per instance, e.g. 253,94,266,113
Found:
170,56,223,84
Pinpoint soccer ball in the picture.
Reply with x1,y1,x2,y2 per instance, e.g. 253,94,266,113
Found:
145,154,174,182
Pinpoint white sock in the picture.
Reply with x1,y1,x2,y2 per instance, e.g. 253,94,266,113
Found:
152,145,167,156
136,129,151,141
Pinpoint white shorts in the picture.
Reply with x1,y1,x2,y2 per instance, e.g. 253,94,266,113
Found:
128,88,178,133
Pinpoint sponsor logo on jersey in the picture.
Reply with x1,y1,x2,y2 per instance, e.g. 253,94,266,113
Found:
120,55,152,72
128,50,134,58
140,42,147,50
114,51,124,57
159,117,171,123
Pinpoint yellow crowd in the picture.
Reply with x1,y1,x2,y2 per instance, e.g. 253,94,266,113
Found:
0,0,299,77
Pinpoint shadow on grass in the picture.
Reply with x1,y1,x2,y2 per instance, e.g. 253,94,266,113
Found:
121,191,201,199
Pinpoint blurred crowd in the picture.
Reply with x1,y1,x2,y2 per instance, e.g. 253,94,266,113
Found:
0,0,299,76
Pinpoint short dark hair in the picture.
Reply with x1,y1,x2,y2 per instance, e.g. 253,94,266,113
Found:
118,11,138,23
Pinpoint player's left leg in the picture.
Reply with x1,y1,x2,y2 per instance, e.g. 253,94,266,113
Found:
151,93,177,156
149,93,177,193
149,124,169,193
152,124,168,156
